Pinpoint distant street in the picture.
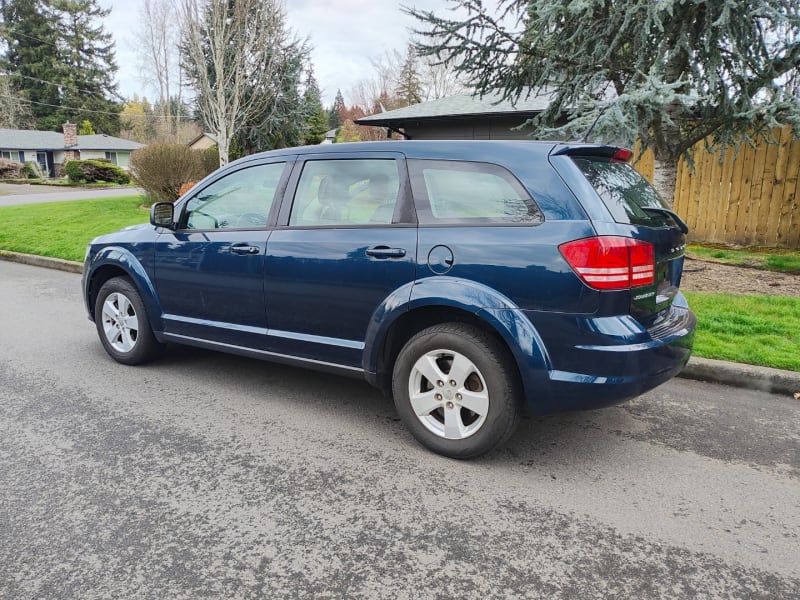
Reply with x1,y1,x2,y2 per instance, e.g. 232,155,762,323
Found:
0,183,143,206
1,260,798,598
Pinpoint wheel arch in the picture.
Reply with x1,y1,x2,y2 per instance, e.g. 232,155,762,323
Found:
364,277,552,410
85,247,163,331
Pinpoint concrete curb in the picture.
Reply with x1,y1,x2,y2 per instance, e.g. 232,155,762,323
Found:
679,356,800,397
0,250,83,274
1,249,798,397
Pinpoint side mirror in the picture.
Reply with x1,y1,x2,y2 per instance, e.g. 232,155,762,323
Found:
150,202,175,229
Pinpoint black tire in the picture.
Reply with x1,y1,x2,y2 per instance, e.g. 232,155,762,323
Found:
392,323,520,459
94,276,164,365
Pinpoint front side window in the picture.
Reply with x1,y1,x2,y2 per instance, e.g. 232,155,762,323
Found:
105,151,118,165
408,159,543,225
289,158,401,226
181,162,286,230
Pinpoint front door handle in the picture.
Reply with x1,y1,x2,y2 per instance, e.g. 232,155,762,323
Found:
366,246,406,258
230,244,260,255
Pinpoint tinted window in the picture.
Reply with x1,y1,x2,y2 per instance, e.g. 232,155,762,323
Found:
408,159,543,225
181,162,285,230
572,158,671,227
289,159,400,226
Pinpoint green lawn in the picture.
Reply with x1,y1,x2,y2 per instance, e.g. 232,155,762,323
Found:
0,197,797,371
684,292,800,371
688,244,800,274
0,196,148,262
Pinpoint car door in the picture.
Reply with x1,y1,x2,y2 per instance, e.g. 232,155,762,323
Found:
154,158,291,348
265,152,417,368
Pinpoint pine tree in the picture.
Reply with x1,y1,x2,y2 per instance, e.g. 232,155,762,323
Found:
409,1,800,204
1,0,61,128
302,67,328,145
1,0,121,133
395,44,422,107
328,89,345,130
51,0,121,134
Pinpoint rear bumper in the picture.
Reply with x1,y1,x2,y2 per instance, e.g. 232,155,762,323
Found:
521,299,696,415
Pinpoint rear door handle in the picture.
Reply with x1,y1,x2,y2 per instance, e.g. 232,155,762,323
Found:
366,246,406,258
230,244,260,255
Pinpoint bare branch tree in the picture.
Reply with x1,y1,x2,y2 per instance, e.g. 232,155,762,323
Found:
180,0,297,166
136,0,184,138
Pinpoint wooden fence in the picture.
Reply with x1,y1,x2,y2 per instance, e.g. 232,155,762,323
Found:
633,126,800,249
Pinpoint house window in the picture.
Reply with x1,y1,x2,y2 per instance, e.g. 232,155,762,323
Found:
0,151,22,161
105,151,118,165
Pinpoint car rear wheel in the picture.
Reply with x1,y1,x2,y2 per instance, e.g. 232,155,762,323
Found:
392,323,520,459
95,277,163,365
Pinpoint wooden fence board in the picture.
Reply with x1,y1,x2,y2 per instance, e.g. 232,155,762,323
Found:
616,127,799,247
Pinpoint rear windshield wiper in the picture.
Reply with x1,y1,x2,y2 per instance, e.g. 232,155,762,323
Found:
641,207,689,234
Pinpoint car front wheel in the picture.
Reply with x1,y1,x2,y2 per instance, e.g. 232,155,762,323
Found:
94,277,163,365
392,323,520,459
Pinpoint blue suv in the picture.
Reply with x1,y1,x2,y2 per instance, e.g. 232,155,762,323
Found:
83,141,695,458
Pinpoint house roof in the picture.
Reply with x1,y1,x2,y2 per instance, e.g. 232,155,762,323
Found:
354,91,554,126
187,132,218,146
0,128,144,151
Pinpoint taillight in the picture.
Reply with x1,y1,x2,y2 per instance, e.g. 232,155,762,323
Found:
611,148,633,162
558,236,655,290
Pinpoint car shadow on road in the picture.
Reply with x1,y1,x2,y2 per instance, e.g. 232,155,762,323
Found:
139,344,638,464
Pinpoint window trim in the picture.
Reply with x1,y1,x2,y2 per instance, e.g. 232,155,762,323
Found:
407,158,544,227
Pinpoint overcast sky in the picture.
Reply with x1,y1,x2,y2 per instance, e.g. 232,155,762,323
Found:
101,0,493,106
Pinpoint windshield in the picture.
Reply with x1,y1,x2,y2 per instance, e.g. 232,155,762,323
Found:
572,157,672,227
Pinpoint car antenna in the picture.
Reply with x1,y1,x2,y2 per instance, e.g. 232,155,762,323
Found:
580,109,605,143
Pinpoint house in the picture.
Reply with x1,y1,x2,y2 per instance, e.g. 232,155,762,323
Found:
187,132,218,150
354,91,552,140
0,122,144,177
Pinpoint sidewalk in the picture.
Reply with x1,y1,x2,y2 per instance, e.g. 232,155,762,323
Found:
1,249,798,398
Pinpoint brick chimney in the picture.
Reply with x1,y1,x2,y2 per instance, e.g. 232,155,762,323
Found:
62,121,79,161
63,121,77,148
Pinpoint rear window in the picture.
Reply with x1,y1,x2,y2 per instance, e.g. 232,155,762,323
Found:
572,157,672,227
408,159,543,225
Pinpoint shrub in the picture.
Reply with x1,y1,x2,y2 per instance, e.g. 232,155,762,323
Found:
65,159,131,184
130,144,219,203
65,160,86,182
0,158,23,179
21,161,44,179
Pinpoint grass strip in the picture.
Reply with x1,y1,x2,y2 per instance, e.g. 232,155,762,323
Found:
688,244,800,274
0,196,148,262
684,292,800,371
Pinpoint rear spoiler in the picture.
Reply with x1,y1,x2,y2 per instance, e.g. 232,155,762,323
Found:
550,145,633,162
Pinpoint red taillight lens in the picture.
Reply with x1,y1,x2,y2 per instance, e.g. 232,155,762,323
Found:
558,236,655,290
611,148,633,162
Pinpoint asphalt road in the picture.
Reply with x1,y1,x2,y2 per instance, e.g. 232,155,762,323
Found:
1,260,798,599
0,183,143,206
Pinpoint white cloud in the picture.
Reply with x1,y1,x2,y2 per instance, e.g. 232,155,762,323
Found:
103,0,500,105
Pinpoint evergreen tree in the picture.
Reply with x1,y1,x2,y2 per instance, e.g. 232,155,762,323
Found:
1,0,121,133
395,44,422,106
302,67,327,145
0,0,61,128
409,1,800,204
328,89,345,130
51,0,121,134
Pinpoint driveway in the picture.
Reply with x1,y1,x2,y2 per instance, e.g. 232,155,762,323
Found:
0,182,144,206
1,260,798,598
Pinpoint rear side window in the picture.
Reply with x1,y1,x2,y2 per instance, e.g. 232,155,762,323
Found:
408,159,543,225
572,158,672,227
289,159,401,226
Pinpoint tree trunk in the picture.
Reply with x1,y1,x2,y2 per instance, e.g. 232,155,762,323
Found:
651,156,679,207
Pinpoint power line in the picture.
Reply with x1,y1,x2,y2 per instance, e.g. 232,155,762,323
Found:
0,92,197,120
0,71,111,100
